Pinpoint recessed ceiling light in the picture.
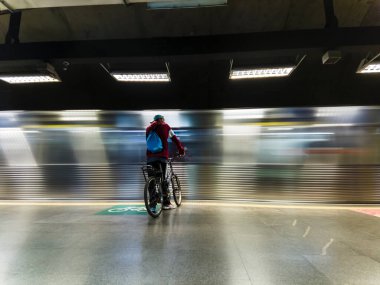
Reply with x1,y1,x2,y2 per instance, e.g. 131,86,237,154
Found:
111,73,170,82
229,67,295,79
0,75,60,84
357,63,380,73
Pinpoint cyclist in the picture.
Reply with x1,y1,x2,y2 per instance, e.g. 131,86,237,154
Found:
146,114,185,210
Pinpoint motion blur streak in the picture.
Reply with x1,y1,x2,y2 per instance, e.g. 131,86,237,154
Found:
0,107,379,203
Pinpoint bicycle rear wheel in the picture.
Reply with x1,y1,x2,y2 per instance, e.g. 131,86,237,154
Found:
144,177,163,218
171,174,182,206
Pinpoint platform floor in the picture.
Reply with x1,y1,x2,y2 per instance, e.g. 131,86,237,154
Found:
0,201,379,285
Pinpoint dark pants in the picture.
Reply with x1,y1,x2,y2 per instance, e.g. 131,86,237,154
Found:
147,159,170,203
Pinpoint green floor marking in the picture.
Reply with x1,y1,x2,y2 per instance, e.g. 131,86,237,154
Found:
97,205,147,215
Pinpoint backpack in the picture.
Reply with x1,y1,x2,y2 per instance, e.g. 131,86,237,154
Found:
146,128,163,153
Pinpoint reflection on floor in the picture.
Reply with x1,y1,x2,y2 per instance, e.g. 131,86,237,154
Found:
0,202,379,285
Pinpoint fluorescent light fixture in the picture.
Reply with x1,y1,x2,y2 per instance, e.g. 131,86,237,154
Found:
148,0,227,9
0,62,61,84
111,73,170,82
0,75,60,84
230,67,295,79
357,63,380,73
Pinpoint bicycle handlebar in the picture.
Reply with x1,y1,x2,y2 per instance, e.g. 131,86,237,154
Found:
168,152,184,161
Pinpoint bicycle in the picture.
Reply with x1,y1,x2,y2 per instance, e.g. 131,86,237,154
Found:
141,154,183,218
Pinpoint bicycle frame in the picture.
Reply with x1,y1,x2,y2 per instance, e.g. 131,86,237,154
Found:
165,158,175,185
141,157,178,188
141,165,156,182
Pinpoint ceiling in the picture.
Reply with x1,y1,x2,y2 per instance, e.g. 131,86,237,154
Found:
0,0,380,110
2,0,380,42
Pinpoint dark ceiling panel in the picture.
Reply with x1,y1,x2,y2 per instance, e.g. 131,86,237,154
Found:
2,28,380,60
1,0,379,44
283,0,324,30
11,0,326,43
360,0,380,26
0,14,9,43
334,0,372,27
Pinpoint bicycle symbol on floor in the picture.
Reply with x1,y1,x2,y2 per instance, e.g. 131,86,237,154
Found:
108,206,147,213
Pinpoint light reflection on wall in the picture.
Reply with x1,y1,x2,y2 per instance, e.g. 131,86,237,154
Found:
69,127,113,195
0,127,45,196
222,124,261,164
0,128,38,167
222,108,264,121
60,110,99,121
141,110,181,128
69,127,109,165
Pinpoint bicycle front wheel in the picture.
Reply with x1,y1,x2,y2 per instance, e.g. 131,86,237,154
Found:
144,177,163,218
171,174,182,206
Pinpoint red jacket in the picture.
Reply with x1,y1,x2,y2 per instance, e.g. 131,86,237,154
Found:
146,121,184,159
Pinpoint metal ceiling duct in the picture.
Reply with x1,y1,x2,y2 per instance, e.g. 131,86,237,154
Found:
0,0,226,10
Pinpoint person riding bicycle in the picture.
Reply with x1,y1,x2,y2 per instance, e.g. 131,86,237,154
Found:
146,114,185,210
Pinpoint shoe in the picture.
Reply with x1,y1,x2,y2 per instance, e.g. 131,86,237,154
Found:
150,206,157,213
163,202,176,210
149,203,157,213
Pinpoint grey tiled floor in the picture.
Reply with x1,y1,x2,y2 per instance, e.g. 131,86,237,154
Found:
0,202,379,285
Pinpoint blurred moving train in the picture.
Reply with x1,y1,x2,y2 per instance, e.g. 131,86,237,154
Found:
0,106,379,203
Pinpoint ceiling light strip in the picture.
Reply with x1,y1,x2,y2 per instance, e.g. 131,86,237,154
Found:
357,63,380,73
111,73,170,82
230,67,295,79
0,75,60,84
